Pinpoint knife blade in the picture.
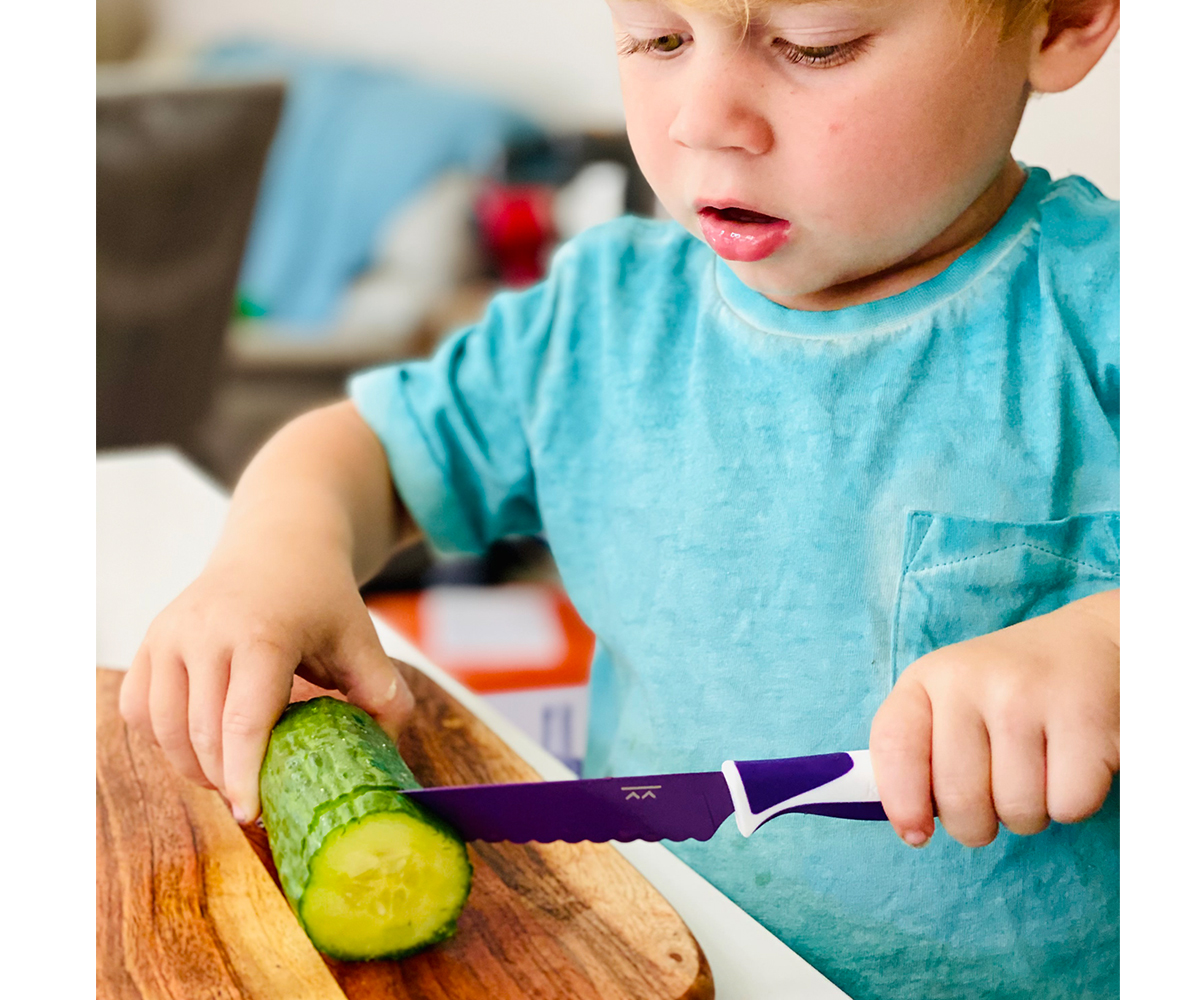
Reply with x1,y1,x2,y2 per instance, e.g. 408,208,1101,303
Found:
400,749,886,843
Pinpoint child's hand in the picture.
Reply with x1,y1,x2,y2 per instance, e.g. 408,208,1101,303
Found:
119,552,414,824
118,401,417,826
869,590,1119,848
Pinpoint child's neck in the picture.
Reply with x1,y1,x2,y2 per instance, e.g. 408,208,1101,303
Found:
775,158,1029,313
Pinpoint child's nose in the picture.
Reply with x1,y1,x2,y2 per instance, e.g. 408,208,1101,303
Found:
667,62,773,156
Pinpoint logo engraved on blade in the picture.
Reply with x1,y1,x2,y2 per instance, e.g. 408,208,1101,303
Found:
621,784,662,800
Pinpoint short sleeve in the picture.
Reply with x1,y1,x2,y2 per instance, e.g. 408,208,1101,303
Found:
348,280,555,556
1038,177,1120,437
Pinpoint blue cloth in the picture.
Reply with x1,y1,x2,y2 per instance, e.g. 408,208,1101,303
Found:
199,41,537,329
350,167,1119,1000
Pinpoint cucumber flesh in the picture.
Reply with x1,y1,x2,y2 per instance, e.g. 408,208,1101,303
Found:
260,697,473,961
302,811,471,959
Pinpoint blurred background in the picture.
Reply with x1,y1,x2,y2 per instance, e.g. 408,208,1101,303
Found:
96,0,1118,771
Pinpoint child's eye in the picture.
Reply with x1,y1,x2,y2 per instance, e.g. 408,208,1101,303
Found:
617,32,690,57
773,36,869,68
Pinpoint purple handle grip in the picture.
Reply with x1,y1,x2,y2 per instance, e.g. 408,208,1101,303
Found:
721,750,886,836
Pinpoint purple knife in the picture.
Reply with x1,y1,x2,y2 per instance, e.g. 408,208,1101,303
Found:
400,750,886,843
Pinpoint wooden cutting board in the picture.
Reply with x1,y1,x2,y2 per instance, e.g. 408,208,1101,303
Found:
97,665,714,1000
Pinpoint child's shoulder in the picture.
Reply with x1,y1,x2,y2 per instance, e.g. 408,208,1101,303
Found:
1013,170,1118,337
1020,171,1119,388
1030,171,1119,271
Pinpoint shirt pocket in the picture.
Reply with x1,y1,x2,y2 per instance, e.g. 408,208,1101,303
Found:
890,511,1120,681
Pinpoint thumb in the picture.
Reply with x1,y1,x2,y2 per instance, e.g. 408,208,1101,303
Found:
330,622,415,743
870,678,936,848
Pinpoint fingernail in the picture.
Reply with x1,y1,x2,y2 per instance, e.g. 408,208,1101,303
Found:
231,804,248,825
904,830,930,848
385,676,398,701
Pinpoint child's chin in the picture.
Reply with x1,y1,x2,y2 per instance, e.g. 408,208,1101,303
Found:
725,257,822,303
683,222,829,305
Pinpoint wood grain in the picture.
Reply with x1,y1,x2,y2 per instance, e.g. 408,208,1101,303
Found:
97,664,714,1000
97,668,345,1000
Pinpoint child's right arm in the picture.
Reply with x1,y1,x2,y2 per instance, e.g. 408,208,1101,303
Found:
119,400,419,824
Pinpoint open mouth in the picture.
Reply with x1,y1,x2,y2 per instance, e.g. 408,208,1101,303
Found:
696,205,791,262
703,206,786,225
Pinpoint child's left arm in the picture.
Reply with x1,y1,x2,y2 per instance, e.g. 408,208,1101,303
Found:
869,589,1119,848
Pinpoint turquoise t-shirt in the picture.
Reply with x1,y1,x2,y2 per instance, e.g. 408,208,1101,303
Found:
350,167,1119,1000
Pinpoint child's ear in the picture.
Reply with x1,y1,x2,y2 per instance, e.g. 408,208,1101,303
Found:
1027,0,1120,94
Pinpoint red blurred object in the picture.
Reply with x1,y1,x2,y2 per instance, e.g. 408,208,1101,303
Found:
474,182,558,286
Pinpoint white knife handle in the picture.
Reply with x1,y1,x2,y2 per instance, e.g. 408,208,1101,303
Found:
721,750,885,837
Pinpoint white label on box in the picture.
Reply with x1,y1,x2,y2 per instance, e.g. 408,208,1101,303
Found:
419,585,567,670
484,685,590,774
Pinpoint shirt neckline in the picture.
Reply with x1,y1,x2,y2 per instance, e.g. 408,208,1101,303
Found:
712,167,1050,338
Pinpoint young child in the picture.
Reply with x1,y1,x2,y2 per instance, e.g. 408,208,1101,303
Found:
121,1,1120,996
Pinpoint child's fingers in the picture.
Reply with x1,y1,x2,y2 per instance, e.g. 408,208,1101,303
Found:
185,651,232,794
987,718,1049,836
222,641,298,824
931,697,997,847
331,622,414,744
1045,722,1115,825
870,680,935,847
119,646,153,737
148,653,216,789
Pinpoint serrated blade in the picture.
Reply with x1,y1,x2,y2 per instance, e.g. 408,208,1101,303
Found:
400,770,735,843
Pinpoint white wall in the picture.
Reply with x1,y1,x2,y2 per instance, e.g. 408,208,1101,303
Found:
153,0,626,130
151,0,1118,195
1013,36,1119,198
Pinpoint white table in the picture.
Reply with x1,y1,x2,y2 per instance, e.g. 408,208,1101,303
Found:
97,446,848,1000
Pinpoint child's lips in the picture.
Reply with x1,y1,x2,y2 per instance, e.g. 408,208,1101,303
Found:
696,204,791,262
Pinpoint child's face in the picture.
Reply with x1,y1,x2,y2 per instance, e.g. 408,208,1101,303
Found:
607,0,1039,309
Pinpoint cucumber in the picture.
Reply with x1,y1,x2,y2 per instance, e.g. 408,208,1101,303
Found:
259,696,473,961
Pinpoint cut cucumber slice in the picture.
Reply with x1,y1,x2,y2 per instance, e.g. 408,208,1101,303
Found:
260,697,473,961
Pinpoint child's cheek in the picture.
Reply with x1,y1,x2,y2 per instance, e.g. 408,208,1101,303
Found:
796,73,1018,240
623,97,690,220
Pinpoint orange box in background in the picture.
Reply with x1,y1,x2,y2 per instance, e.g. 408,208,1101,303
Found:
368,584,594,774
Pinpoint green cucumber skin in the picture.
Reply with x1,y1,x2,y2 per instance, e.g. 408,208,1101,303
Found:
260,697,423,905
259,697,473,959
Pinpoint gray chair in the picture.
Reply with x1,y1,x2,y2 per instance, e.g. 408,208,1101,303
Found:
97,80,284,453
